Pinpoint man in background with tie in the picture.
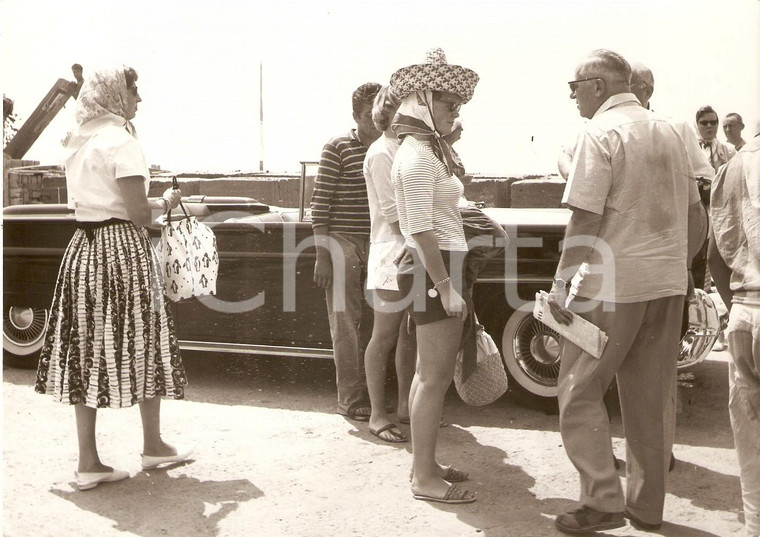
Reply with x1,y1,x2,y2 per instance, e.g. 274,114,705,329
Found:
696,105,736,178
694,105,736,291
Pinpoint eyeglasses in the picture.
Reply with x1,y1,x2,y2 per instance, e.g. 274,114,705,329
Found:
698,119,718,126
567,77,601,92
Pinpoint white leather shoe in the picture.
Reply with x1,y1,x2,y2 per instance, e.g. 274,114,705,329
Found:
76,469,130,491
141,447,194,470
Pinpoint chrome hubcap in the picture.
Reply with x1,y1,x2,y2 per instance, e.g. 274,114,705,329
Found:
513,317,561,388
4,307,47,347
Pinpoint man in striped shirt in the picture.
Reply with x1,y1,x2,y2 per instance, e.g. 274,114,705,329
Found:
311,82,382,421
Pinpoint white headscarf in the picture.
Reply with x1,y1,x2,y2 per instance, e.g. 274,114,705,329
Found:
391,90,456,175
75,66,132,126
61,65,136,159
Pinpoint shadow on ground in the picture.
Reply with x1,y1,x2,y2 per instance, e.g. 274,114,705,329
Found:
51,465,262,537
2,351,734,451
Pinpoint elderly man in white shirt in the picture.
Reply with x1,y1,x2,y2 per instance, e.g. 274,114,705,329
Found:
549,49,706,534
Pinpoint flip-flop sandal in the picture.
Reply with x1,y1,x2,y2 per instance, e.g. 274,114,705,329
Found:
413,484,476,504
370,423,408,443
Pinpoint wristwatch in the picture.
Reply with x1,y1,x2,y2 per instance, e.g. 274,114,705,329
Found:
428,277,451,298
553,277,568,290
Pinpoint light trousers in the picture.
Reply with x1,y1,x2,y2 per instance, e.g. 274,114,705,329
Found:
324,232,372,415
726,300,760,537
558,295,683,525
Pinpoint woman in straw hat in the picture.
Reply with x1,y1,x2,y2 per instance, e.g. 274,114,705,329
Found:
390,48,479,504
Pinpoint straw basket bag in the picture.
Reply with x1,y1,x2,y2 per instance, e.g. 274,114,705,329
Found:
453,324,508,406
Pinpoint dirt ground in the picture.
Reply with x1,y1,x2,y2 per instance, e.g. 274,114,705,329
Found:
1,350,750,537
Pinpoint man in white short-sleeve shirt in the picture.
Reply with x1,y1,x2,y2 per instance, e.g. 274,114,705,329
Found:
549,49,706,534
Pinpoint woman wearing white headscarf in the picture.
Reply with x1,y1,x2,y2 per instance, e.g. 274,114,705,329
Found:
35,65,192,491
390,48,479,504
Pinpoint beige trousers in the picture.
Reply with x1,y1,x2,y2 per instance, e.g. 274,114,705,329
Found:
558,295,683,525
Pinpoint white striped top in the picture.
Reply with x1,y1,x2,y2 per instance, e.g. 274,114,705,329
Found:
391,136,467,252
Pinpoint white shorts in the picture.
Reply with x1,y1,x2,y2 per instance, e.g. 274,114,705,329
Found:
366,239,404,291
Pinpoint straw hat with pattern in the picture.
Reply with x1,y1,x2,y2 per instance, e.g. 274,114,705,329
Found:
390,48,479,104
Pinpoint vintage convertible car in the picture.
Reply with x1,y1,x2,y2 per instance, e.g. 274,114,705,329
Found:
2,177,722,401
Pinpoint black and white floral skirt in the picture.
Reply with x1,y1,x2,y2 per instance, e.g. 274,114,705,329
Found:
35,220,187,408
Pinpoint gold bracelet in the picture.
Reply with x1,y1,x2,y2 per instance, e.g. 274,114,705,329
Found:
160,197,170,213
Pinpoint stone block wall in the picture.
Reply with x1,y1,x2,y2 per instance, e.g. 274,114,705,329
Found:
2,162,565,209
509,177,566,208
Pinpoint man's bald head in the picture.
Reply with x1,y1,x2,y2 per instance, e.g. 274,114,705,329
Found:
630,62,654,109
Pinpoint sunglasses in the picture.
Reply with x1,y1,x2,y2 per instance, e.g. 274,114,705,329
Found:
699,120,718,126
435,100,461,113
567,77,601,92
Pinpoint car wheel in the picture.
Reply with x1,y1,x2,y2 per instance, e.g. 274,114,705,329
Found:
501,304,560,399
497,289,721,402
3,306,48,368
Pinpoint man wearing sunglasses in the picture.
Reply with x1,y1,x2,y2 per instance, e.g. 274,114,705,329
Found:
696,105,736,176
549,49,705,534
693,106,737,291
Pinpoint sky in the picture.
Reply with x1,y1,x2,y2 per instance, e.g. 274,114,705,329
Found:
3,0,759,176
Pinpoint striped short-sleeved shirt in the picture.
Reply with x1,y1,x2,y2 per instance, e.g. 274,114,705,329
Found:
392,136,467,252
310,129,371,235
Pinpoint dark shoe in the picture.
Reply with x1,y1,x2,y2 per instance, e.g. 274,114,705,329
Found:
555,507,625,534
624,510,663,531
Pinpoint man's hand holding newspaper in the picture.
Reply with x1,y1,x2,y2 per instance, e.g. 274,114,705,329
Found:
547,282,573,325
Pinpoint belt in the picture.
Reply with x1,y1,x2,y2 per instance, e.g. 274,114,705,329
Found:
77,218,129,243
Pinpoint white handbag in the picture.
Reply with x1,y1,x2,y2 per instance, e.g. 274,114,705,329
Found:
453,324,508,406
158,183,219,302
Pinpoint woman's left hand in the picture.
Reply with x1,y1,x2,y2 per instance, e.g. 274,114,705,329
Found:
162,187,182,209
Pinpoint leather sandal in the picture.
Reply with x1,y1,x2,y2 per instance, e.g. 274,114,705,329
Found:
413,483,476,504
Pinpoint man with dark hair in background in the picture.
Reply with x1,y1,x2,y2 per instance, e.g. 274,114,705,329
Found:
311,82,382,422
628,61,711,469
724,112,747,151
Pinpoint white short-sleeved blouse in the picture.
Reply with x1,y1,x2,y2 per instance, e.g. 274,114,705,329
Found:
65,114,150,222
